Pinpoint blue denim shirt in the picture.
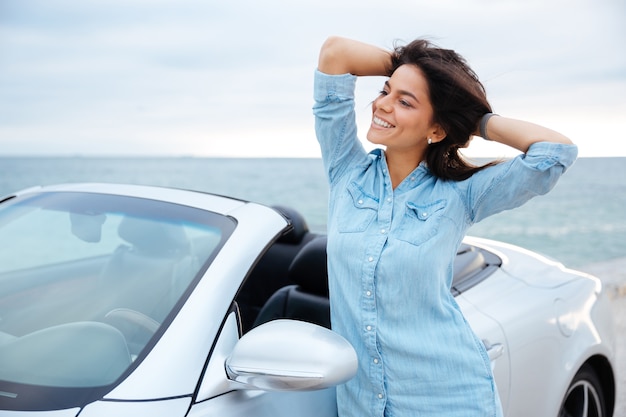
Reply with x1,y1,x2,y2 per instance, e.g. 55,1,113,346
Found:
313,70,578,417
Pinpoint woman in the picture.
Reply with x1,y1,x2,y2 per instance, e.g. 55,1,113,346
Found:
313,36,577,417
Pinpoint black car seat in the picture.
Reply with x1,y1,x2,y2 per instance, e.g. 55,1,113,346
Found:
237,205,317,331
252,236,330,329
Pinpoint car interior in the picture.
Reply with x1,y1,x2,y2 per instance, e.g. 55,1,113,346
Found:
235,206,502,335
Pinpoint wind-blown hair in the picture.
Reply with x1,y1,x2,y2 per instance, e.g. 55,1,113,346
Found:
390,39,497,181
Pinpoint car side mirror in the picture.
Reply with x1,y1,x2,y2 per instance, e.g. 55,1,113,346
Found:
226,319,357,391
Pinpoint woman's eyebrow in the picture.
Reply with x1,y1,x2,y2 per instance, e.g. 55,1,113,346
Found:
384,80,419,103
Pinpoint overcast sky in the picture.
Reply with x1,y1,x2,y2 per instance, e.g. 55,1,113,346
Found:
1,0,624,158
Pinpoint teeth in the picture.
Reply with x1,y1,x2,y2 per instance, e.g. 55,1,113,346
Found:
373,116,394,128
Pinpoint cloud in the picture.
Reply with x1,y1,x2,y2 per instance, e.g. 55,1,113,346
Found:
0,0,624,156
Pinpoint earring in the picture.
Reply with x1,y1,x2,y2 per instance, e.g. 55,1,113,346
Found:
427,137,432,145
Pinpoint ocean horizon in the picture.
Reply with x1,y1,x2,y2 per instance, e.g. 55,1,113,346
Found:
2,156,625,269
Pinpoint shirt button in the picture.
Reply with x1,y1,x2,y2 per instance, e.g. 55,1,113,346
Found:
386,197,392,202
366,325,373,331
368,256,374,262
366,290,372,296
378,393,384,399
380,229,386,234
373,358,379,364
358,199,363,205
422,212,428,217
410,176,415,181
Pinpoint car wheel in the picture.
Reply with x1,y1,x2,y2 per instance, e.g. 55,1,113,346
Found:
559,364,607,417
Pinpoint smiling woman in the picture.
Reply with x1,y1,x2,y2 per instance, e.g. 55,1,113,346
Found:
313,35,578,417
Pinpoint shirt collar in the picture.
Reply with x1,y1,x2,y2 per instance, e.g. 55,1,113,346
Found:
369,148,431,190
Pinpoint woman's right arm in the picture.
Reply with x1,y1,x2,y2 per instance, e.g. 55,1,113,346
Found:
318,36,392,76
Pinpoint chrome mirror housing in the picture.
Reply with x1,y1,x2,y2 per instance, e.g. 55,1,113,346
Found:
226,320,357,391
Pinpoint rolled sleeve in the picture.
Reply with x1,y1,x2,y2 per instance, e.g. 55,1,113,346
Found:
460,141,578,223
313,70,357,103
523,141,578,172
313,70,369,185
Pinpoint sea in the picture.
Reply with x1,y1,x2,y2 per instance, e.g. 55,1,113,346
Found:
1,156,625,270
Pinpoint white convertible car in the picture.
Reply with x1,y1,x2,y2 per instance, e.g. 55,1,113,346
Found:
0,183,615,417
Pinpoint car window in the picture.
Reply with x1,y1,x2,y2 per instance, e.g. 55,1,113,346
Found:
0,191,235,407
0,206,123,273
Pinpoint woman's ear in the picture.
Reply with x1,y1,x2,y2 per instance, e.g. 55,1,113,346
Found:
430,124,447,144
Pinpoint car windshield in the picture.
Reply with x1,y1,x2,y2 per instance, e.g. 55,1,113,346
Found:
0,191,235,399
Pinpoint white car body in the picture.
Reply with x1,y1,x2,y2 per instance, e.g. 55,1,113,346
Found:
0,183,616,417
457,237,615,416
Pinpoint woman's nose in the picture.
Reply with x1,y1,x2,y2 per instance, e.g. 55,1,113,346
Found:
375,95,392,112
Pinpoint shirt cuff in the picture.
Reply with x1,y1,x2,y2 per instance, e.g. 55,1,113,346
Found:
525,141,579,171
314,69,357,102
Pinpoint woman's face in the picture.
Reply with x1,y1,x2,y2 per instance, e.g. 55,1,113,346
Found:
366,64,440,153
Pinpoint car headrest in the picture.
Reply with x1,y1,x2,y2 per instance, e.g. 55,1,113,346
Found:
118,216,190,256
272,205,310,244
70,212,107,243
287,236,328,296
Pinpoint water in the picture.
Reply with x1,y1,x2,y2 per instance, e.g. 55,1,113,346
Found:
1,157,624,268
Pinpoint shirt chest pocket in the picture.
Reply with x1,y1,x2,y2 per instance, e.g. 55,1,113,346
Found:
337,182,379,233
395,200,447,246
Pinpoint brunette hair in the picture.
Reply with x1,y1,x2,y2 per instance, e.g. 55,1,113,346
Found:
390,39,497,181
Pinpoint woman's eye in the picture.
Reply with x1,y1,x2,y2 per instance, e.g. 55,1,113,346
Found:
399,99,412,107
378,89,388,96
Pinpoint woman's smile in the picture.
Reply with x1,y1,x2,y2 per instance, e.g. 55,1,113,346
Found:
372,116,395,129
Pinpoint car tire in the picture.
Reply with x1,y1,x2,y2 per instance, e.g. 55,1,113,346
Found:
559,364,607,417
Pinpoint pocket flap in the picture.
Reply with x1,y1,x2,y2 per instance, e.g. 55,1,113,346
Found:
406,200,446,221
347,182,379,210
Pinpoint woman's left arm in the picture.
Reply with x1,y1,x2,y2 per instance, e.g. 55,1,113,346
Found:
464,114,577,223
480,114,574,153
